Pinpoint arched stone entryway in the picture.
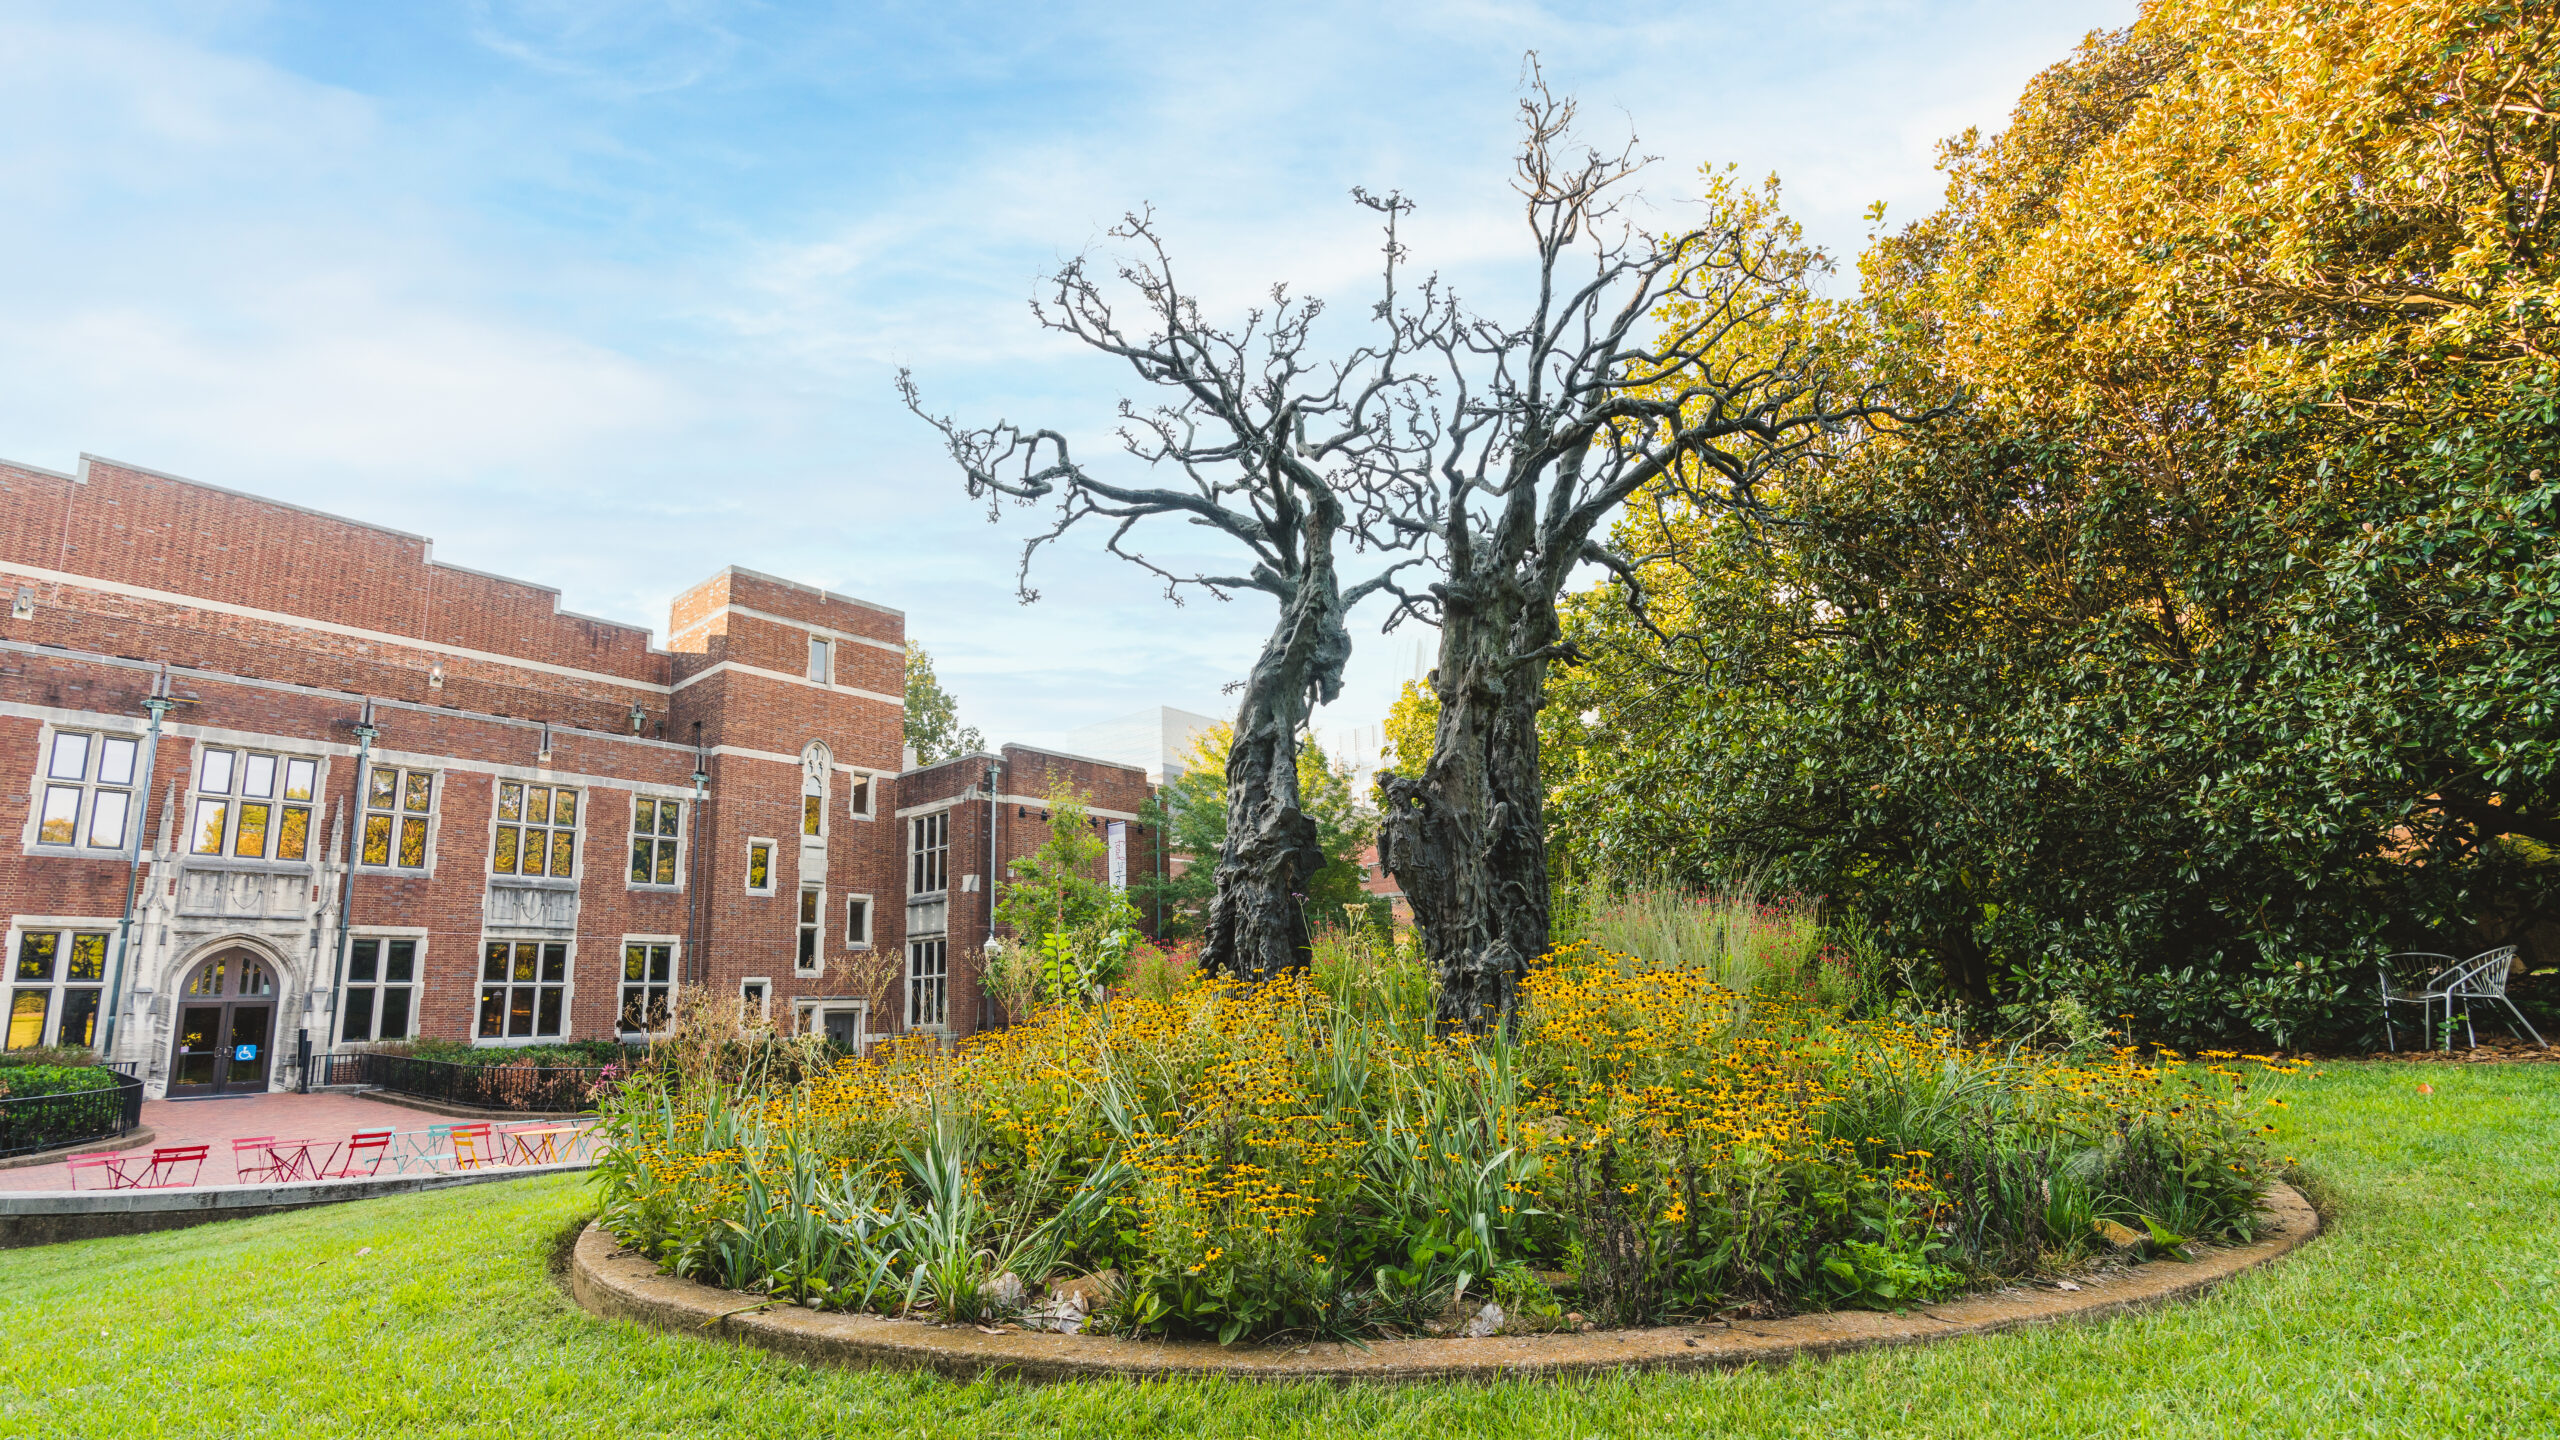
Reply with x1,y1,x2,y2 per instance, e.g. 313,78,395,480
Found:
166,946,283,1097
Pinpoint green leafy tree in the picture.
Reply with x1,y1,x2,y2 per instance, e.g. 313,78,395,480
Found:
994,779,1139,994
904,642,985,766
1550,0,2560,1047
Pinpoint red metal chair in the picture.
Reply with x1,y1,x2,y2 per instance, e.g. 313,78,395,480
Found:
447,1123,495,1171
323,1130,393,1179
231,1135,281,1184
65,1153,128,1191
130,1145,209,1189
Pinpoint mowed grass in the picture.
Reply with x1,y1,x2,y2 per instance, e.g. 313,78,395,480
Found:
1,1063,2554,1439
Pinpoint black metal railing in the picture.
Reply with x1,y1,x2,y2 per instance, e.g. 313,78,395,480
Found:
310,1052,611,1113
0,1071,145,1159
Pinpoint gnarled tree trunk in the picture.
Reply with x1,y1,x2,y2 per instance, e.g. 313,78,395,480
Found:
1379,576,1558,1032
1205,514,1356,982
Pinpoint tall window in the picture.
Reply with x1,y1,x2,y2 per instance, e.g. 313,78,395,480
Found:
802,742,830,840
844,894,872,948
340,937,418,1043
7,930,107,1050
848,773,873,818
629,797,683,886
909,812,949,894
361,765,435,869
907,938,948,1030
620,943,675,1032
189,749,316,862
807,635,832,682
478,940,567,1039
35,731,139,851
746,839,775,895
492,781,579,877
798,885,823,973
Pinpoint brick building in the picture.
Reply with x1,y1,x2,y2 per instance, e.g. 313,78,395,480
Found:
0,452,1160,1096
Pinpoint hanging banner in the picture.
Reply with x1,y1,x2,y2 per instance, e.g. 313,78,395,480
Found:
1107,820,1128,892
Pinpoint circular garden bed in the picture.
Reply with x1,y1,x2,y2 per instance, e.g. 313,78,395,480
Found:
571,1184,2317,1382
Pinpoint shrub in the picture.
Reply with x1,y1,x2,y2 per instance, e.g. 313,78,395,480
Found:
0,1065,117,1101
594,941,2286,1343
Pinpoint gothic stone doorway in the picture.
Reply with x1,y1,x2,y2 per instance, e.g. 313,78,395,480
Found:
167,949,280,1097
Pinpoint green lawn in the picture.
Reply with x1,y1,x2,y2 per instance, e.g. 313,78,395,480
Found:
3,1063,2554,1439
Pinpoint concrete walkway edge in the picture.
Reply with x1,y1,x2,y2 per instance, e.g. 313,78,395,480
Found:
0,1160,594,1248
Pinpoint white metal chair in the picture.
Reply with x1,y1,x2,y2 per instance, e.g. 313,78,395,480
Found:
2445,947,2545,1050
2383,948,2547,1051
2379,952,2467,1051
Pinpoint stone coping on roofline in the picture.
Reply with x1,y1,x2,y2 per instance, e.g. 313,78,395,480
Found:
0,1160,595,1249
569,1183,2319,1384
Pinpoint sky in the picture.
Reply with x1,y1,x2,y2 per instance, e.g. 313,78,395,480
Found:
0,0,2133,762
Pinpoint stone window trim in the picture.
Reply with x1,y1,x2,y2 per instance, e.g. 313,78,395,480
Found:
184,743,323,868
488,778,583,882
845,769,879,821
740,975,772,1021
357,763,440,874
626,793,688,891
474,936,574,1045
797,883,825,977
24,724,148,857
807,634,834,684
799,741,833,847
5,918,119,1052
843,893,873,949
906,936,949,1033
338,928,428,1047
745,837,778,896
796,996,869,1051
617,935,682,1038
908,810,950,897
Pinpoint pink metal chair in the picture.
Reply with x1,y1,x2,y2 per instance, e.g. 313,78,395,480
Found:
323,1130,393,1179
129,1145,209,1189
65,1153,128,1191
231,1135,281,1184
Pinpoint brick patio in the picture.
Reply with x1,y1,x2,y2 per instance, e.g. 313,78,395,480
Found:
1,1091,464,1193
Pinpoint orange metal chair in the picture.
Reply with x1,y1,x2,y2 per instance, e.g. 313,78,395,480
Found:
447,1123,495,1171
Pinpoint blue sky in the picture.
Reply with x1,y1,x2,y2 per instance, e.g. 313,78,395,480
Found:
0,0,2130,759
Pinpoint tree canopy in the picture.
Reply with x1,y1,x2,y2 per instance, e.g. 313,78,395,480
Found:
1548,0,2560,1046
903,642,985,766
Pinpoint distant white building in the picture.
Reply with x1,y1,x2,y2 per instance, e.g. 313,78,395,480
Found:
1064,706,1223,785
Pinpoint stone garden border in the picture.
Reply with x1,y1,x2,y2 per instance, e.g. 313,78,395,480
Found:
570,1182,2318,1384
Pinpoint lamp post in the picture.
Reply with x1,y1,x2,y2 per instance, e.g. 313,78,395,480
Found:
321,701,378,1055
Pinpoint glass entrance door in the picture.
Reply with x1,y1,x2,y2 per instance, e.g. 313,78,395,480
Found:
172,1005,223,1090
223,1005,273,1089
165,950,282,1097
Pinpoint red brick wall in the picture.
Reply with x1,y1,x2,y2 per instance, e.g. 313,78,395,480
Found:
0,452,938,1086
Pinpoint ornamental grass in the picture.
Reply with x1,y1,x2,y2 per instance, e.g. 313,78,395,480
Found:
592,935,2291,1344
